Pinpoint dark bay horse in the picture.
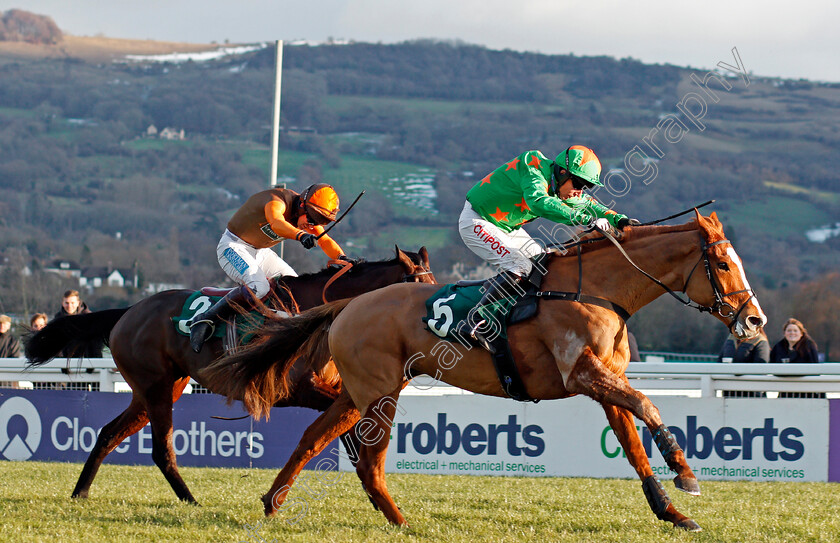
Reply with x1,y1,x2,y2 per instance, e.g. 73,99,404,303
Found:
205,212,766,531
24,247,434,504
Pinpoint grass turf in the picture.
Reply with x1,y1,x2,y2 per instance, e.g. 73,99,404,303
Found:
3,461,840,542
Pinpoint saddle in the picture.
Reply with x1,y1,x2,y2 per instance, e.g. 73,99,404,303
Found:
172,292,266,354
423,267,543,403
423,253,630,403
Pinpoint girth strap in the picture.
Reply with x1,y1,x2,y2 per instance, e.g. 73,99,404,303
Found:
489,334,539,403
535,291,631,322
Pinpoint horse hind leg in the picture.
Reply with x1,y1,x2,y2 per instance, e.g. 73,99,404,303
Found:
72,397,149,499
602,404,701,532
355,390,407,526
262,389,361,517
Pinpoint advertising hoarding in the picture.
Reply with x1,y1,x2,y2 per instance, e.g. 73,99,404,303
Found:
0,390,337,469
338,395,832,482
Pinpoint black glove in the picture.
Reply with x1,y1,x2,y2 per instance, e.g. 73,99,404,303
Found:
339,255,363,265
617,217,642,229
297,232,317,249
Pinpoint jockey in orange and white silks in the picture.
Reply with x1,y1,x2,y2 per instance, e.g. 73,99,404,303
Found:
187,183,354,353
220,184,347,299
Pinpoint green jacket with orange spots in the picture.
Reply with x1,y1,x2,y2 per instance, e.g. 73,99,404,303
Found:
466,150,626,233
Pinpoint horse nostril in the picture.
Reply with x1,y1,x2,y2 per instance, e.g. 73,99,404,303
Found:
746,315,763,329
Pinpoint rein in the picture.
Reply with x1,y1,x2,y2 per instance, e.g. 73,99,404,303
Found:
590,224,756,330
322,259,354,303
547,200,716,252
321,259,434,303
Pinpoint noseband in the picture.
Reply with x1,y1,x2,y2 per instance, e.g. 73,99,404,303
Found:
680,238,757,331
401,269,434,282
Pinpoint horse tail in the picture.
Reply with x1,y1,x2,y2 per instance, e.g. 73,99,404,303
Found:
24,308,130,366
203,297,353,420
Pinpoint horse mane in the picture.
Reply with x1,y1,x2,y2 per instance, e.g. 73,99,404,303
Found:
286,252,420,281
552,220,705,259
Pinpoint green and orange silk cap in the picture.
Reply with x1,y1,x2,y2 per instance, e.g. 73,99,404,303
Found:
555,145,603,186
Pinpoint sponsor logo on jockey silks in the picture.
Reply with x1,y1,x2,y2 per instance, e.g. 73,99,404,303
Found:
259,223,281,242
0,397,42,460
602,416,805,462
222,247,249,275
395,414,545,457
472,225,511,257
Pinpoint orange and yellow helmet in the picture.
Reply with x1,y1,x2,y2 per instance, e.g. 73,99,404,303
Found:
300,183,340,225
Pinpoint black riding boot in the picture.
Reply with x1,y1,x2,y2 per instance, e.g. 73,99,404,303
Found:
456,271,526,353
187,285,255,353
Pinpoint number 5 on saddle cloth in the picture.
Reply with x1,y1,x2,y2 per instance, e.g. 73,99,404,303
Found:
422,271,542,403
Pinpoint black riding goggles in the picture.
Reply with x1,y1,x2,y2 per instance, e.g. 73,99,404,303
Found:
305,207,333,226
570,175,595,191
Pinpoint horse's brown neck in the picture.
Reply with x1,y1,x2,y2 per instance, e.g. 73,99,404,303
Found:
276,261,408,310
545,228,704,317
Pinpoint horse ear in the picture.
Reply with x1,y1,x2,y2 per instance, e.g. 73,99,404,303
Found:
693,208,706,225
419,246,429,266
397,248,413,270
394,244,400,258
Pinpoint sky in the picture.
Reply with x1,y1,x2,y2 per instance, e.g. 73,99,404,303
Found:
3,0,839,82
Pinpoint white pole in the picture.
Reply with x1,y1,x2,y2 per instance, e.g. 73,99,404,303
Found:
269,39,284,188
269,40,285,259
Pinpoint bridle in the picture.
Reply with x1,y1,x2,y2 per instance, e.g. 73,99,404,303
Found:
680,238,757,326
592,226,756,332
402,269,434,282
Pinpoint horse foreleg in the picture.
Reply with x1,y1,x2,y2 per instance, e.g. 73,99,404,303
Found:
566,349,701,528
72,397,149,498
263,390,360,517
602,404,701,532
355,390,407,527
146,388,197,504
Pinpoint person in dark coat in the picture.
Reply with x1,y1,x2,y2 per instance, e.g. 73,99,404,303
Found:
770,318,822,398
718,331,770,397
53,289,103,358
0,314,21,358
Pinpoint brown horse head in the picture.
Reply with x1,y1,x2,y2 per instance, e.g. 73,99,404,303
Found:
396,245,436,284
686,210,766,340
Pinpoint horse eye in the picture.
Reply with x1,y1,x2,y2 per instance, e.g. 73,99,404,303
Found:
717,262,730,271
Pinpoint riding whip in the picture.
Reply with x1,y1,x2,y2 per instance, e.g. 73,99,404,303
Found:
641,200,715,226
316,190,365,240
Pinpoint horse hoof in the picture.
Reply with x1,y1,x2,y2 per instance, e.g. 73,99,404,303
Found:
673,475,701,496
71,492,88,499
676,518,702,532
261,494,276,517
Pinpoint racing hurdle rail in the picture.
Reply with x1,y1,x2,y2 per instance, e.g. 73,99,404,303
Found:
2,357,840,398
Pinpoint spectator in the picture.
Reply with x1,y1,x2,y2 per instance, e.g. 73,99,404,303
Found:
53,290,103,358
29,313,48,331
718,331,770,398
0,314,21,358
770,318,822,398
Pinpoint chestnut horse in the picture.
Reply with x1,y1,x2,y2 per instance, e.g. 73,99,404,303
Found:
205,212,766,531
25,247,434,504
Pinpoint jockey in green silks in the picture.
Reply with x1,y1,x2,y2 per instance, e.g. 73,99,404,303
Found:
456,145,640,352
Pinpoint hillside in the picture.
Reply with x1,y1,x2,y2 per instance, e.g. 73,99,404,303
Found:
0,34,217,61
0,34,838,354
